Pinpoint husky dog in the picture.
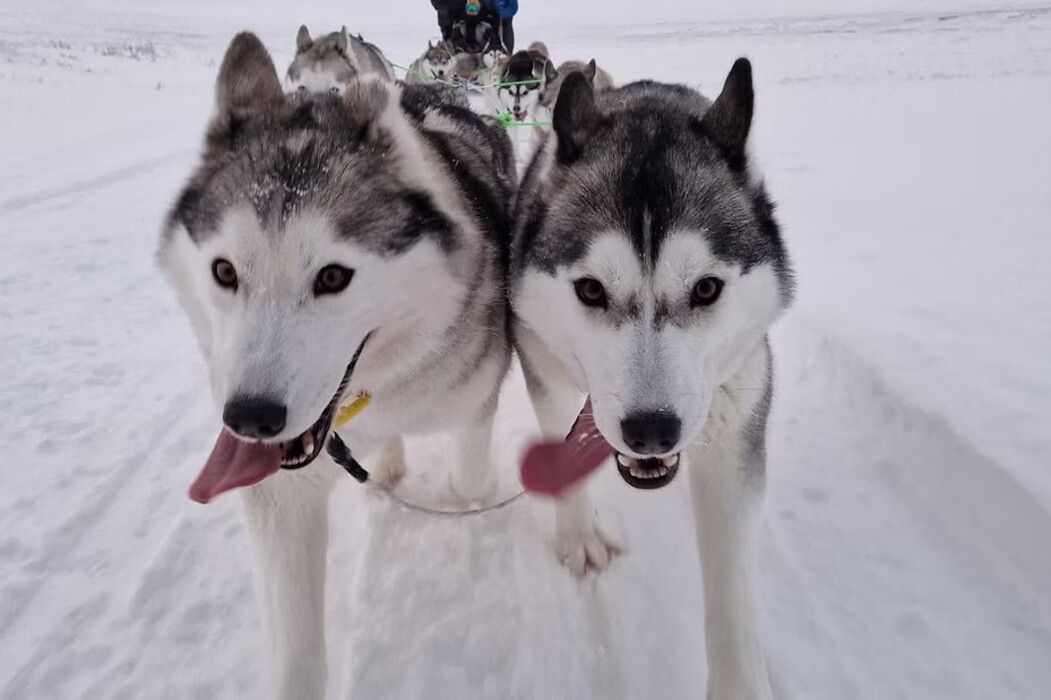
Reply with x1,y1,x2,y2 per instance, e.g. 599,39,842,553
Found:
407,39,457,83
493,42,555,124
511,61,793,699
537,57,615,112
493,45,613,164
286,25,396,93
160,33,514,697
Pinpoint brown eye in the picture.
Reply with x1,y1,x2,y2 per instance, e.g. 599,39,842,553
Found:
691,276,724,307
212,258,238,291
574,277,608,309
315,264,354,296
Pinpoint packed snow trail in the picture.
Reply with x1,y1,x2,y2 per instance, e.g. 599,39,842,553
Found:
1,2,1050,698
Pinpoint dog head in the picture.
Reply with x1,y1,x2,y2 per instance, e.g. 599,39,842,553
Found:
420,40,456,82
286,25,360,94
513,61,793,488
495,48,555,123
161,34,476,482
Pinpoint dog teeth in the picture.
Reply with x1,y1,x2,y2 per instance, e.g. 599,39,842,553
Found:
658,466,669,477
662,455,679,468
302,433,315,455
617,454,632,467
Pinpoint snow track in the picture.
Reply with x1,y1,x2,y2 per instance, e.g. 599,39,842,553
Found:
1,2,1049,698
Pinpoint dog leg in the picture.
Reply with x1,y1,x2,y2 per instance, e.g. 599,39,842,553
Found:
370,436,407,490
241,463,339,700
688,414,772,699
522,355,620,575
553,484,619,575
449,396,499,505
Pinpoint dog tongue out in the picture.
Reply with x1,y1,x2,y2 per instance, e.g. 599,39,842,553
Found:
520,398,614,498
189,430,282,504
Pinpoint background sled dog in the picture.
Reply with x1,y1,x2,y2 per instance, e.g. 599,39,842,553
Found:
493,43,612,163
286,24,396,93
537,55,615,112
493,41,556,123
511,62,793,700
407,39,457,84
160,32,514,698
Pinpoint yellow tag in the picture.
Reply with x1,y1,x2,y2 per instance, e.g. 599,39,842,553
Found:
335,392,373,427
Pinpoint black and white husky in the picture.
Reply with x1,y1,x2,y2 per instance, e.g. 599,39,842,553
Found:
511,62,793,699
493,42,614,126
159,33,514,697
285,25,396,93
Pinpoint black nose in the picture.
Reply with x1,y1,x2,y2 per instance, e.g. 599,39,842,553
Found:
223,397,287,439
621,412,682,455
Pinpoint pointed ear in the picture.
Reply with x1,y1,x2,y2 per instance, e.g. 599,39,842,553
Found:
296,25,312,52
584,59,597,82
553,71,598,164
699,58,754,169
544,59,557,83
337,27,350,53
428,39,434,49
215,32,283,120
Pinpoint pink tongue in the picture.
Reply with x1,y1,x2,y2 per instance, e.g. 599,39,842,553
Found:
520,398,614,498
189,430,283,504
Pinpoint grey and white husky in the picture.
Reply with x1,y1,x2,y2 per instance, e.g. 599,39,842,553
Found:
286,24,395,93
511,61,793,699
406,39,457,84
159,32,514,698
538,56,615,111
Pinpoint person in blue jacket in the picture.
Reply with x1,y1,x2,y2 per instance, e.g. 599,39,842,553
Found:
431,0,518,54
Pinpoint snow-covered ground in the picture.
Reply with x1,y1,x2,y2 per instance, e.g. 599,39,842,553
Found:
1,0,1050,697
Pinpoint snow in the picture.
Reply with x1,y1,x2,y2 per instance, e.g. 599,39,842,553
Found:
2,0,1050,697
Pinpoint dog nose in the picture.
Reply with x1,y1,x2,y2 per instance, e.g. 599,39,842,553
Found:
620,412,682,455
223,397,287,439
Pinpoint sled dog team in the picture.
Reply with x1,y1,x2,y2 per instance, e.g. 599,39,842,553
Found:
159,22,793,700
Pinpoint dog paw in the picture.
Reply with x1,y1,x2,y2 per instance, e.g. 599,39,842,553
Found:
554,521,622,576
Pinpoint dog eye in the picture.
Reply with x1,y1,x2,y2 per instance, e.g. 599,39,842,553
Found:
315,264,354,296
212,258,238,291
691,276,724,307
329,86,341,95
297,85,307,93
573,278,608,309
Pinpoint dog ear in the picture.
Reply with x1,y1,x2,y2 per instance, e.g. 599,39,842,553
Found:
553,71,598,164
699,58,754,169
428,39,434,50
208,33,283,152
337,26,350,53
584,59,597,82
296,25,312,53
544,59,557,83
215,32,283,121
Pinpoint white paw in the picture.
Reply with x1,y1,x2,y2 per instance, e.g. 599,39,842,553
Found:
554,520,622,576
448,466,499,507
